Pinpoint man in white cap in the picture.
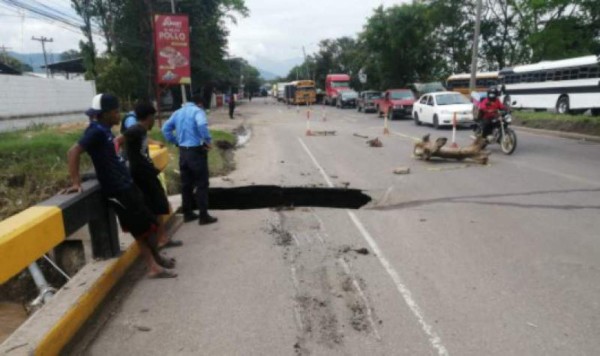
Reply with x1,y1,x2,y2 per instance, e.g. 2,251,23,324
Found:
63,94,177,279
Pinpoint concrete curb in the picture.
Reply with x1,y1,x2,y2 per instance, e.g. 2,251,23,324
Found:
0,215,182,356
513,125,600,143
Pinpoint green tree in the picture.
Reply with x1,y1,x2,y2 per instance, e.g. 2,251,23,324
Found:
362,4,445,89
0,54,32,72
95,55,141,108
428,0,475,74
60,50,81,61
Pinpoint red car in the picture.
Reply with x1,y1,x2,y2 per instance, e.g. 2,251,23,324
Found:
377,89,416,120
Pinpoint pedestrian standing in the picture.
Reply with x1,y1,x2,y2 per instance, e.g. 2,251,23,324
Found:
162,94,218,225
119,102,183,249
63,94,177,279
229,93,236,119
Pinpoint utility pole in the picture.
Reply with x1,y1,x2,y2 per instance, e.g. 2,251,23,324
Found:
170,0,187,103
469,0,483,91
302,46,309,79
32,36,53,78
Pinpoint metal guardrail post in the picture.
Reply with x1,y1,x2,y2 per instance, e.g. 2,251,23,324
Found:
87,192,121,259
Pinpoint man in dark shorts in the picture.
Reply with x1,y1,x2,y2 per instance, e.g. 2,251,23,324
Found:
63,93,176,279
121,102,182,249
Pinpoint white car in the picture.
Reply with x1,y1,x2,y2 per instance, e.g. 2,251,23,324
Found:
412,91,474,129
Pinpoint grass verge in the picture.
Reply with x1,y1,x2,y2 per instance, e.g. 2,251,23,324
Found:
0,124,236,221
513,111,600,137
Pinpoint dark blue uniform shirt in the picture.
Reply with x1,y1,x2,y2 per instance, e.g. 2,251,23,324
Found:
78,121,133,194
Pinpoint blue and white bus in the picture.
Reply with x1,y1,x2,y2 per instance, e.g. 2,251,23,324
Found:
499,55,600,116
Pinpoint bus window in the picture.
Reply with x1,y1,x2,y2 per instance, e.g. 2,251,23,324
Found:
590,66,599,78
570,69,579,80
579,67,589,78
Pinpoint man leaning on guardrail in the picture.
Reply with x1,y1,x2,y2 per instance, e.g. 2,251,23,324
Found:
62,93,178,279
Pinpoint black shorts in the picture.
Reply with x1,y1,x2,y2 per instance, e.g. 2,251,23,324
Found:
133,174,170,216
109,186,158,238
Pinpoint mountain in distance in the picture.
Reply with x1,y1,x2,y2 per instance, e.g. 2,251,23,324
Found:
7,52,62,72
258,68,279,81
249,56,303,80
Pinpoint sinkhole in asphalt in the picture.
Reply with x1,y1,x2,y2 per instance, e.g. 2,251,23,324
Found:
207,185,371,210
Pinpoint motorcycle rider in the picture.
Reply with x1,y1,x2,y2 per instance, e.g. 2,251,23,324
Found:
477,87,506,140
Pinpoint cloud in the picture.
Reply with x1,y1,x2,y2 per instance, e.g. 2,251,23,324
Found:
0,12,105,54
226,0,406,63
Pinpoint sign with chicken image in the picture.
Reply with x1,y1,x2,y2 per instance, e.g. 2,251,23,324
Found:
154,14,191,85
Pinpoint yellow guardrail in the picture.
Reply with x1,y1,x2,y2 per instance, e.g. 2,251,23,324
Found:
0,146,170,284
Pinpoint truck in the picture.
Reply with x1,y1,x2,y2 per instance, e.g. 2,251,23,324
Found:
276,82,289,102
376,89,416,120
324,74,351,106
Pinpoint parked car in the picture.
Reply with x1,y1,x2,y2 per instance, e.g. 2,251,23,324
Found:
377,89,416,119
357,91,382,113
412,91,474,129
336,90,358,108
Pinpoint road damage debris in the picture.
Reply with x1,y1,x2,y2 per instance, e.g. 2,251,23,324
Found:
353,133,369,139
393,167,411,175
367,137,383,147
413,134,490,165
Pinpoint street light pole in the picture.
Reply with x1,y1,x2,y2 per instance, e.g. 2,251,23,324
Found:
469,0,483,91
171,0,187,103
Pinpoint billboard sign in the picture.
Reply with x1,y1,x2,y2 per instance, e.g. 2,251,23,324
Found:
154,14,191,85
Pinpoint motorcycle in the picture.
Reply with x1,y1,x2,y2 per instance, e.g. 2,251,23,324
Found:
473,110,518,155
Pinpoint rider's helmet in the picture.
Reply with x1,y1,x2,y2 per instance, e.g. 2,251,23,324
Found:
487,86,499,101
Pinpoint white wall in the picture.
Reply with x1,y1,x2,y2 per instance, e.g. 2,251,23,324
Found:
0,75,96,119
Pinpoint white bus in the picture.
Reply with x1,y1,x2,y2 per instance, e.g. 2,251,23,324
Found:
499,55,600,115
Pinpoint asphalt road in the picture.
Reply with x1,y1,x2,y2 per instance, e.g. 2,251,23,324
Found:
77,99,600,356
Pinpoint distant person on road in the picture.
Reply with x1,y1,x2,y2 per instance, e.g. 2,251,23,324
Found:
118,102,183,250
63,93,177,279
229,93,236,119
477,87,506,139
162,93,218,226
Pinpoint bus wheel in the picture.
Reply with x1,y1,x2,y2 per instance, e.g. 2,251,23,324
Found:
556,95,569,114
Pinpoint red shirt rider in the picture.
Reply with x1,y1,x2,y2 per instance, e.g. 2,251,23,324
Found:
477,88,506,120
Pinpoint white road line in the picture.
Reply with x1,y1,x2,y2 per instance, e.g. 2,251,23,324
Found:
298,138,335,187
391,130,421,142
338,258,382,341
298,137,450,356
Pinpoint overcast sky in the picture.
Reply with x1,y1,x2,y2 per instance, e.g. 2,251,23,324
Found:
227,0,405,65
1,0,406,74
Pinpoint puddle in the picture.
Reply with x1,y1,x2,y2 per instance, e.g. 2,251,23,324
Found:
0,302,28,343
